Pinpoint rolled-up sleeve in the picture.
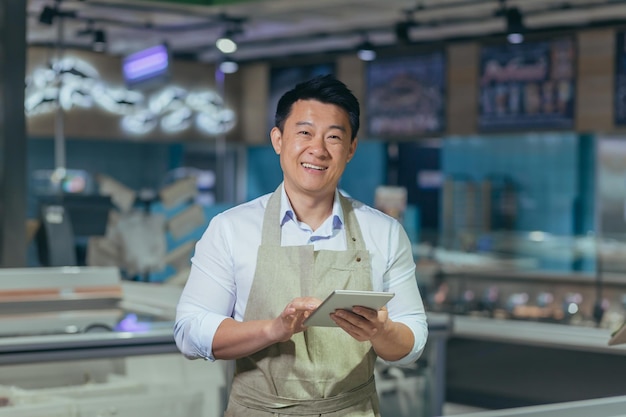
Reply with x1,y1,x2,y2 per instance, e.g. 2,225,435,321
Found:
174,215,235,361
381,221,428,366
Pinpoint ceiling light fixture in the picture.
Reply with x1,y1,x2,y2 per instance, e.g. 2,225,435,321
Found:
356,39,376,62
216,28,238,54
92,29,107,52
394,9,417,44
394,21,412,44
219,58,238,74
216,37,237,54
39,5,57,25
505,7,525,44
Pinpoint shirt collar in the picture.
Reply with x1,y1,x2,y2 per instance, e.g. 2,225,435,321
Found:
279,185,344,232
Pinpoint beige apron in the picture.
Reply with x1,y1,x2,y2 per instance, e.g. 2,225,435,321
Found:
224,186,380,417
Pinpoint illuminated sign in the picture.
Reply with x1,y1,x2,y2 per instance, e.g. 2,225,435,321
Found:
122,44,170,87
25,56,236,137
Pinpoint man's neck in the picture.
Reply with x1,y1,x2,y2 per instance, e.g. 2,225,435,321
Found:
285,187,335,232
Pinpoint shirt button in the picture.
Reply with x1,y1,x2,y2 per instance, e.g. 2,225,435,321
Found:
356,257,361,262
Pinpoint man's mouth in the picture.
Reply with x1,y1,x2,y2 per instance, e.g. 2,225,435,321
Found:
301,163,327,171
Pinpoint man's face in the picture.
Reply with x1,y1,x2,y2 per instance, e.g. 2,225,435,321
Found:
270,99,357,199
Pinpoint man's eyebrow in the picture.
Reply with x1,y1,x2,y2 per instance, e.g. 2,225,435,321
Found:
294,121,347,133
295,121,313,127
328,124,347,133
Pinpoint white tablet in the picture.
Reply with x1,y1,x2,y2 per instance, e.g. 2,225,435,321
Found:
303,289,395,327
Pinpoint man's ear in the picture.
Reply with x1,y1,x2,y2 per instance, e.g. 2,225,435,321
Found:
270,127,282,155
347,137,358,163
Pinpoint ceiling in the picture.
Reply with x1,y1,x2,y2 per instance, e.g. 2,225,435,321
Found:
26,0,626,65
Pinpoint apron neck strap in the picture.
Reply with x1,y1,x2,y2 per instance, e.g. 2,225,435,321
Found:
261,184,283,246
338,192,365,251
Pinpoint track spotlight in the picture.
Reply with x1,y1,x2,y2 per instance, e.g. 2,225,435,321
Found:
92,29,107,52
219,58,238,74
356,40,376,62
506,7,525,44
216,37,237,54
394,21,412,44
394,9,417,44
216,29,238,54
39,5,56,25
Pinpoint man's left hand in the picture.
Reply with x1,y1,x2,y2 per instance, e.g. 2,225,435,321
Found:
330,306,389,342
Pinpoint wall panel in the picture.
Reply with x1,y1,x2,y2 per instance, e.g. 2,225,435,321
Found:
447,43,479,135
576,28,615,132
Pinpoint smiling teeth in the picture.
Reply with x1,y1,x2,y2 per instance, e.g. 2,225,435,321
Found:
302,163,326,170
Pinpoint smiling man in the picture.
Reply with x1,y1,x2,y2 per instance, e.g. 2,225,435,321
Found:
174,75,428,417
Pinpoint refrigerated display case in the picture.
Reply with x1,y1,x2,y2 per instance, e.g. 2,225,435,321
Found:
416,232,626,409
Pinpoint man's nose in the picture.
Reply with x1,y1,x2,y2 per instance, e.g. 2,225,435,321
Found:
308,136,329,156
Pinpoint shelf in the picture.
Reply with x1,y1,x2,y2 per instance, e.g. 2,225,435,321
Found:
437,266,626,286
451,315,626,355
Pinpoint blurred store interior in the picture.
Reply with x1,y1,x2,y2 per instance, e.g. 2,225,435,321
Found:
1,0,626,416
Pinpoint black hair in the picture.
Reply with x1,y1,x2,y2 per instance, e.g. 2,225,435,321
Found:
274,74,360,141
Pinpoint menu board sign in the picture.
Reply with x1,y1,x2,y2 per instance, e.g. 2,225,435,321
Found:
366,51,446,137
615,31,626,125
478,38,575,131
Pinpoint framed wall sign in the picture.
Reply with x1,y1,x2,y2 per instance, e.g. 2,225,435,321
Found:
478,37,575,131
366,51,446,138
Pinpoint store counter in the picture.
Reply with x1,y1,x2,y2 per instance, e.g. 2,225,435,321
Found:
0,267,178,365
445,315,626,408
0,322,177,366
452,314,626,355
0,267,451,417
452,395,626,417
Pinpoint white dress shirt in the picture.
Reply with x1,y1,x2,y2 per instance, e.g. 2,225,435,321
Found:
174,186,428,366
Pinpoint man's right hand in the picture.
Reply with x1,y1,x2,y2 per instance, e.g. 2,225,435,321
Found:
270,297,322,342
212,297,321,360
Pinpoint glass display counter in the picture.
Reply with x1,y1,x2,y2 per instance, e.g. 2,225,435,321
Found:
417,231,626,330
415,232,626,409
0,267,451,417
